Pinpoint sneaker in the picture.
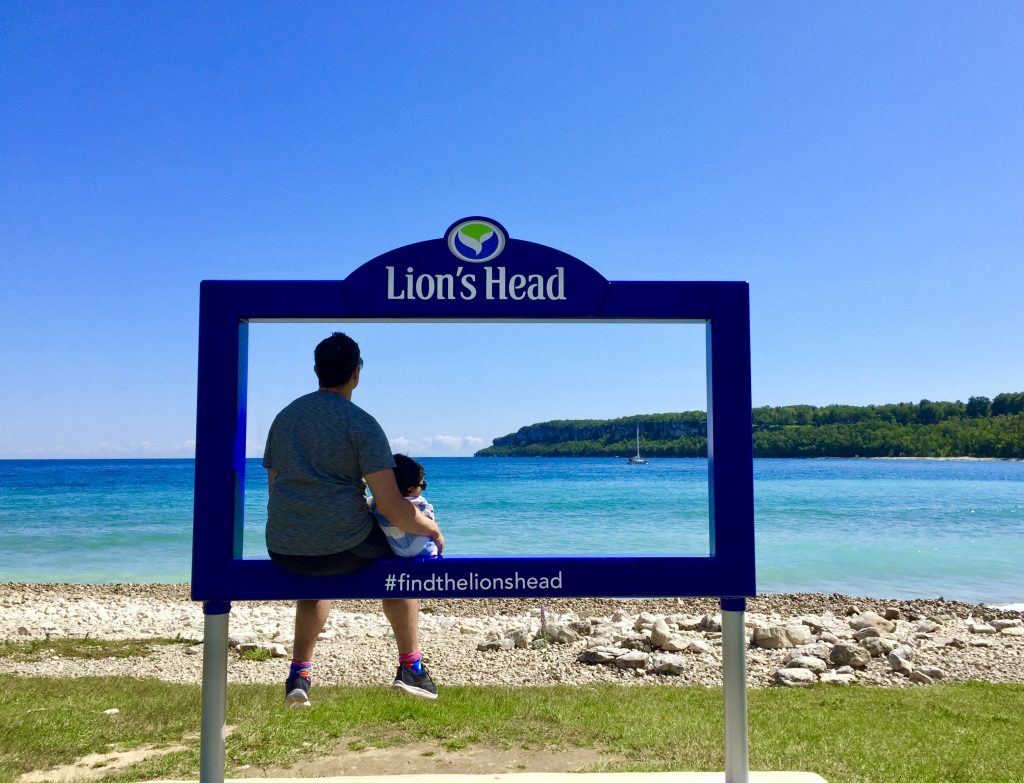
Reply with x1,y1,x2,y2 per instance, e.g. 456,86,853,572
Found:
284,675,311,708
391,664,438,700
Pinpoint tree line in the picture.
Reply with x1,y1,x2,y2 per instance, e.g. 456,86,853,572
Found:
474,393,1024,458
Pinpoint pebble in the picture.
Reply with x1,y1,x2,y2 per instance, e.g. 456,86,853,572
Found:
1,584,1021,689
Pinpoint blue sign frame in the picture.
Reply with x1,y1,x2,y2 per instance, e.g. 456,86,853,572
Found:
192,219,755,602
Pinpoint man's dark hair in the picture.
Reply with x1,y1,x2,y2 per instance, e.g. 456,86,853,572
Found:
393,454,425,495
314,332,362,387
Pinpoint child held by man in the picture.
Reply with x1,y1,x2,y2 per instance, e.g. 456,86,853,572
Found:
369,454,440,558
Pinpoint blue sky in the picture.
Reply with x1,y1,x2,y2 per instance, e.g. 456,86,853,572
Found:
2,2,1022,458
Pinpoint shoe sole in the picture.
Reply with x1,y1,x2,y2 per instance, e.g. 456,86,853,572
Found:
284,689,311,708
391,680,438,700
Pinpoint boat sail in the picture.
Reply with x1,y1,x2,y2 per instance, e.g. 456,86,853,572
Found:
626,424,648,465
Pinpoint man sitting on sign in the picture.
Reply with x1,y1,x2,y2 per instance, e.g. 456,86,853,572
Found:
263,331,444,706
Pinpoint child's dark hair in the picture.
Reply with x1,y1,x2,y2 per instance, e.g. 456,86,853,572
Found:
393,454,425,495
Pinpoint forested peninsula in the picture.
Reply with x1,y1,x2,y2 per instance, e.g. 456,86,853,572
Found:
474,393,1024,459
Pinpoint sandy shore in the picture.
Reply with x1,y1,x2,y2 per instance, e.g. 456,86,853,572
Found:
2,584,1022,689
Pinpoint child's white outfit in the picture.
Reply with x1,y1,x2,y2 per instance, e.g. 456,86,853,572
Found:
369,495,440,558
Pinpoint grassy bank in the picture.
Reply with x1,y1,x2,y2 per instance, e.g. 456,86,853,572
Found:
1,674,1022,783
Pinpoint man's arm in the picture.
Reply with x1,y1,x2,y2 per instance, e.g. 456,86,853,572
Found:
364,468,444,554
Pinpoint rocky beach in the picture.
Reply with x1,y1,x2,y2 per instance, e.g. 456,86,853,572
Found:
2,584,1022,689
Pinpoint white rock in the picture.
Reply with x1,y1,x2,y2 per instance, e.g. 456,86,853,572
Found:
830,643,871,669
909,670,933,685
651,653,687,675
775,668,816,687
890,644,915,661
103,708,120,716
862,637,898,657
686,639,714,655
784,643,831,663
799,615,824,633
968,622,997,635
614,651,650,669
317,629,337,641
578,645,629,664
753,626,792,650
634,612,659,631
477,638,514,652
850,612,896,634
700,614,722,632
785,624,813,646
819,672,856,685
650,619,673,648
1000,626,1024,637
269,643,287,658
785,656,827,674
991,618,1023,631
887,652,914,675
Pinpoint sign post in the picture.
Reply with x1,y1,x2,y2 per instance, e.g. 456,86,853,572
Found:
192,217,756,782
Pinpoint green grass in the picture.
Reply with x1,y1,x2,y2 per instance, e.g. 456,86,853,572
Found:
238,648,271,662
0,637,193,662
0,674,1022,783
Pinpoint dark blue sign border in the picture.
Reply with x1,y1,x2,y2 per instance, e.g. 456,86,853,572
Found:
192,231,754,602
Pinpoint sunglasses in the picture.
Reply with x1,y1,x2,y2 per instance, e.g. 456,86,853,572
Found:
413,481,427,490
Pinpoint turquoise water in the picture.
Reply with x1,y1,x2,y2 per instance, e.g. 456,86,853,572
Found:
1,458,1021,605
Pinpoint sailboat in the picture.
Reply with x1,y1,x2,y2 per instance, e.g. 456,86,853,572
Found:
626,424,648,465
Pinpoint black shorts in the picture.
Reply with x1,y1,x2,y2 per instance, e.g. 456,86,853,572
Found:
269,523,392,576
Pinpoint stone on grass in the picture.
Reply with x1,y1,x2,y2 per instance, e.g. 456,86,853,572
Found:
909,670,933,685
775,668,817,687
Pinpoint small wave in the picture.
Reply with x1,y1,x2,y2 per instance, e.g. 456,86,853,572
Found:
991,602,1024,612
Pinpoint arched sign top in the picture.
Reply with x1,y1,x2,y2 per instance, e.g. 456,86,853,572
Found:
344,217,611,317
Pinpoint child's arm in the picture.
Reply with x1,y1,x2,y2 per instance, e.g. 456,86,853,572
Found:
365,469,444,553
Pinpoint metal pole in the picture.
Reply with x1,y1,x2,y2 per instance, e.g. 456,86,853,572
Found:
721,597,749,783
200,601,231,783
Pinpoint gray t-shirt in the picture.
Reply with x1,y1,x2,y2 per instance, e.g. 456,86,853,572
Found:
263,391,395,556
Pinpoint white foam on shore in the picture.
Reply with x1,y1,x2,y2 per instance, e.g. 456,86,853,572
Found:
991,603,1024,612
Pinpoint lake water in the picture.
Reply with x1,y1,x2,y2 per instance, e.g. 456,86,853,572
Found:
1,458,1021,606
